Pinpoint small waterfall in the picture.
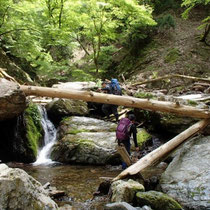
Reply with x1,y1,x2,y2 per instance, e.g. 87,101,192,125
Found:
33,106,57,166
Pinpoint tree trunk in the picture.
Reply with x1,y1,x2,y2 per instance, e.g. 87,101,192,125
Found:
113,118,210,181
20,85,210,119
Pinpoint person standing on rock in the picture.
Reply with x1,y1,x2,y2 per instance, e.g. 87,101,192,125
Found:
116,113,139,169
100,79,122,122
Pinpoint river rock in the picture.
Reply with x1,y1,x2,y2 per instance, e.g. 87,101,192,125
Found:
46,98,89,123
0,164,58,210
135,191,182,210
160,135,210,210
0,78,26,121
111,179,145,203
105,202,142,210
51,116,120,165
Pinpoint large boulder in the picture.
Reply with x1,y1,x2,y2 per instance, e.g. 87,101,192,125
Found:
0,164,58,210
111,179,145,203
135,191,182,210
51,116,120,165
46,98,89,124
160,135,210,210
0,78,26,121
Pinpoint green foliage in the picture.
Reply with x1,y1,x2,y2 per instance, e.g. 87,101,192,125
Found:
134,91,156,99
71,69,95,81
156,14,176,31
0,0,156,83
181,0,210,35
142,0,180,14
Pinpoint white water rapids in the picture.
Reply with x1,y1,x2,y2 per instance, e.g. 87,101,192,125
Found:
33,106,57,166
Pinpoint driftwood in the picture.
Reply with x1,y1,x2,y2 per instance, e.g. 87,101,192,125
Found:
132,74,210,87
113,118,210,181
117,145,132,167
20,85,210,119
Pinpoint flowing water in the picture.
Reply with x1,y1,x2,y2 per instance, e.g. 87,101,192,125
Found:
8,107,165,209
33,106,57,166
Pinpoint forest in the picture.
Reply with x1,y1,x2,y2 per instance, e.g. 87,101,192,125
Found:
0,0,209,86
0,0,210,210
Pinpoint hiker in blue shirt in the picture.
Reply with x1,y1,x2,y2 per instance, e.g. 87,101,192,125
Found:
101,79,122,122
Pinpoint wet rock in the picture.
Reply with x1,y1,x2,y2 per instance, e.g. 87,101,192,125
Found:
105,202,140,210
0,78,26,121
135,191,182,210
160,135,210,210
51,116,120,165
0,164,58,209
0,103,43,163
111,179,145,203
46,98,89,124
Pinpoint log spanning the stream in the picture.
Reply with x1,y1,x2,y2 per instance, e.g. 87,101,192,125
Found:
113,118,210,181
20,85,210,119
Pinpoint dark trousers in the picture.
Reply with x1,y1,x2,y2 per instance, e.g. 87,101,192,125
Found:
102,104,119,121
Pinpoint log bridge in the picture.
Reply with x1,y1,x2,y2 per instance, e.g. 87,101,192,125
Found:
20,85,210,180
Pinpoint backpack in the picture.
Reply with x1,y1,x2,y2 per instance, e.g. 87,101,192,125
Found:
109,78,122,95
116,118,132,141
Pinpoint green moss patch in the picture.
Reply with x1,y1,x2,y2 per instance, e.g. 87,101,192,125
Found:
137,128,152,147
24,103,43,157
67,129,90,135
136,191,183,210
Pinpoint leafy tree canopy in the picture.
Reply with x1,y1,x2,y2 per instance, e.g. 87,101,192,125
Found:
1,0,156,83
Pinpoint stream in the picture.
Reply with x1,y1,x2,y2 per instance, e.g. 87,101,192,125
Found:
8,106,165,209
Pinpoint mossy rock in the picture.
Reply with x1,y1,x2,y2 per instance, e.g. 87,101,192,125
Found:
137,128,152,147
46,98,89,116
136,191,182,210
51,116,118,165
131,128,152,150
24,103,43,159
111,179,145,203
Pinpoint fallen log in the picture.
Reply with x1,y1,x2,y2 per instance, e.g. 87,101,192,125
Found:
132,74,210,87
113,118,210,181
20,85,210,119
117,145,132,167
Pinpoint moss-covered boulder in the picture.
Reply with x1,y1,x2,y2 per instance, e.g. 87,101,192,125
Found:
51,116,120,165
0,103,43,163
136,191,182,210
46,98,89,124
111,179,145,203
134,109,196,135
